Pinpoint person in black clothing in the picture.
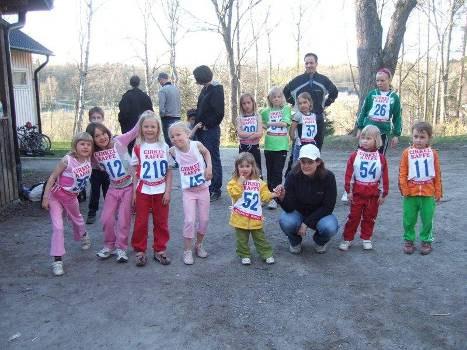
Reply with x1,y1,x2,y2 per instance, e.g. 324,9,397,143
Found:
193,65,225,202
274,144,338,255
118,75,153,153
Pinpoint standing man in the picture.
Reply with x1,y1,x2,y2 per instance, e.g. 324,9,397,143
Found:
157,72,181,146
118,75,153,153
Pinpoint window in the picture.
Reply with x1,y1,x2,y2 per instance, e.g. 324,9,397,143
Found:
13,70,27,86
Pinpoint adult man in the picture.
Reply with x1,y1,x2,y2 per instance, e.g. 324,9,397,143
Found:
157,72,181,146
118,75,153,152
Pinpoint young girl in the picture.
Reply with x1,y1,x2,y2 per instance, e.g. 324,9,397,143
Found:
227,152,277,265
168,122,212,265
289,92,322,162
260,87,291,209
86,112,144,263
42,132,93,276
131,111,174,266
339,125,389,251
399,121,442,255
356,68,402,154
237,93,263,174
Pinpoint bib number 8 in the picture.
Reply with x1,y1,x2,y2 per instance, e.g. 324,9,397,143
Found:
359,161,377,179
242,191,259,211
142,160,168,179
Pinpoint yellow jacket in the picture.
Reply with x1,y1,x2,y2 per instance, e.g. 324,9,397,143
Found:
227,177,272,230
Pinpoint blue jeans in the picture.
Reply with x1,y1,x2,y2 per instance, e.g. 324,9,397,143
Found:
161,117,181,147
279,210,338,246
197,126,222,194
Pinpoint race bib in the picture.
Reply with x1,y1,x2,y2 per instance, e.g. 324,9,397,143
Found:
70,162,92,193
140,148,168,186
240,116,257,133
353,150,382,183
180,162,206,189
95,148,130,186
232,180,262,220
408,148,435,182
368,95,390,122
267,110,287,136
300,114,317,143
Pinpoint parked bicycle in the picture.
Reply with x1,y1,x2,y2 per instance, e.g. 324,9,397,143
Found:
17,122,51,156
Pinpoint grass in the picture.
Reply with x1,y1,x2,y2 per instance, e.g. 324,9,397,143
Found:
50,141,71,157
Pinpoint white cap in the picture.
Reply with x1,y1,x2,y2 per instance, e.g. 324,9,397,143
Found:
298,144,320,160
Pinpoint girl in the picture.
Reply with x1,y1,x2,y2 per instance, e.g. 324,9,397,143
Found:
339,125,389,251
168,122,212,265
131,111,174,267
356,68,402,154
289,92,322,162
260,87,291,209
227,152,277,265
86,112,144,263
42,132,93,276
237,93,263,174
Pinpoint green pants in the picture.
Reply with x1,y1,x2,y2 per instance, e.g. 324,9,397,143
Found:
235,228,273,259
403,196,436,243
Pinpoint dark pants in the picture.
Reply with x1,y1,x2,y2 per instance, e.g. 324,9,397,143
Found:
197,126,222,194
239,143,262,174
264,150,287,192
379,134,390,154
88,169,110,216
161,116,181,147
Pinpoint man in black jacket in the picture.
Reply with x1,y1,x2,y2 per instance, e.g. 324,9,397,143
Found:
118,75,153,153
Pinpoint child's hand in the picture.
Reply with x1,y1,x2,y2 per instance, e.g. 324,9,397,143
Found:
162,191,171,206
347,192,353,203
297,223,307,237
390,136,399,148
204,167,213,181
273,184,285,201
356,129,361,138
378,195,385,205
435,196,441,202
195,122,203,130
238,176,246,185
270,192,278,199
41,197,49,210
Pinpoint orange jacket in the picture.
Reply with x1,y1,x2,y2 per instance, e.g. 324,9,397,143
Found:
398,147,442,199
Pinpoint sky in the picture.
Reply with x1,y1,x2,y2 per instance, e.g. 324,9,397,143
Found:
5,0,466,69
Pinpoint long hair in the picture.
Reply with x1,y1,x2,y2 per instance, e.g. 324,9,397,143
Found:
267,86,286,108
360,125,382,149
85,122,112,151
69,132,93,157
239,93,257,116
297,91,314,113
136,110,165,145
232,152,261,180
292,157,328,179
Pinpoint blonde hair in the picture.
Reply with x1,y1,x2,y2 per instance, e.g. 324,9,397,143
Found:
239,93,257,115
69,132,93,157
360,125,382,149
232,152,261,180
136,110,165,144
267,87,286,108
168,121,191,137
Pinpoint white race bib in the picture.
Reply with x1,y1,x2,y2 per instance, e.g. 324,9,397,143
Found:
300,114,317,143
68,162,92,193
240,116,258,133
232,180,262,220
95,148,131,187
353,149,382,183
267,110,287,136
408,147,435,182
139,145,168,188
368,95,390,122
180,162,206,189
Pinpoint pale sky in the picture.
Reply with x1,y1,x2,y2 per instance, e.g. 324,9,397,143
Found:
8,0,466,68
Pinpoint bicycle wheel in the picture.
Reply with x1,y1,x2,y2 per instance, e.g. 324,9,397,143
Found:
31,133,51,155
39,134,51,153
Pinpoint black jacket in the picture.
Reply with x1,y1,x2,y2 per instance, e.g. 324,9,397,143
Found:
279,169,337,230
118,88,153,133
283,72,338,115
195,82,225,129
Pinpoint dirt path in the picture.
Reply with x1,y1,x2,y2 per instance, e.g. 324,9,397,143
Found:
1,146,466,349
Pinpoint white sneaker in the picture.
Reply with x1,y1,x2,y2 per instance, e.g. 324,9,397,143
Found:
52,261,64,276
362,240,373,250
241,257,251,265
314,241,330,254
81,234,91,250
195,244,208,258
267,200,277,210
341,192,348,202
183,250,194,265
338,240,352,251
289,243,302,254
115,249,128,263
265,256,275,264
96,247,116,259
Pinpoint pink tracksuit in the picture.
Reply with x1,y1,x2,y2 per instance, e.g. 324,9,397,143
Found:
49,155,91,256
172,141,210,239
93,124,140,251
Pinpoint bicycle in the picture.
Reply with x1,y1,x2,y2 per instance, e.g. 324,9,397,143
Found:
16,122,52,156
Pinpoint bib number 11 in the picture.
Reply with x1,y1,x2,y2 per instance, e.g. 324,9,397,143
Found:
414,159,429,178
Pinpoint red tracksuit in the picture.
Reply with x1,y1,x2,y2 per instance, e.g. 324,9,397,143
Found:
342,148,389,241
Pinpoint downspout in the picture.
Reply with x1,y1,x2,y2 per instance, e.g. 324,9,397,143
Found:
34,54,49,133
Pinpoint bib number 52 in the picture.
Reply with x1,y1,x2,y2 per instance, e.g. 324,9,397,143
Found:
242,191,259,211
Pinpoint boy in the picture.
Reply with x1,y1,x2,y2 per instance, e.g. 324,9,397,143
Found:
399,121,442,255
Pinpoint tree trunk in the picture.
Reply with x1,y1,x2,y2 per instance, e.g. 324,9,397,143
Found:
423,0,430,121
456,14,467,120
267,30,272,92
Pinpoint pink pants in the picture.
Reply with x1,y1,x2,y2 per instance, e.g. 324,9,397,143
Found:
182,187,210,239
100,185,133,250
48,188,86,257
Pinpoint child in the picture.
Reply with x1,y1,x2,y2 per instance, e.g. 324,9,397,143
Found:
168,121,212,265
186,108,202,140
399,121,442,255
356,68,402,154
42,132,93,276
260,87,291,209
85,107,110,224
227,152,277,265
237,93,263,174
289,92,322,162
339,125,389,251
86,113,143,263
131,111,174,266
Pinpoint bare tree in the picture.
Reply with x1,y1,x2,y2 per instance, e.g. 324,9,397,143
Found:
456,14,467,120
293,1,308,75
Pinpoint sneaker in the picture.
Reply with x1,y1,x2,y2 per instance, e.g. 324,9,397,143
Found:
241,257,251,265
341,192,348,202
96,247,116,259
52,261,64,276
420,242,432,255
289,243,302,254
403,240,415,254
195,244,208,258
362,240,373,250
86,214,96,224
115,249,128,263
81,234,91,250
267,200,277,210
265,256,275,264
135,252,147,267
338,240,352,251
210,192,221,202
183,250,194,265
314,241,330,254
